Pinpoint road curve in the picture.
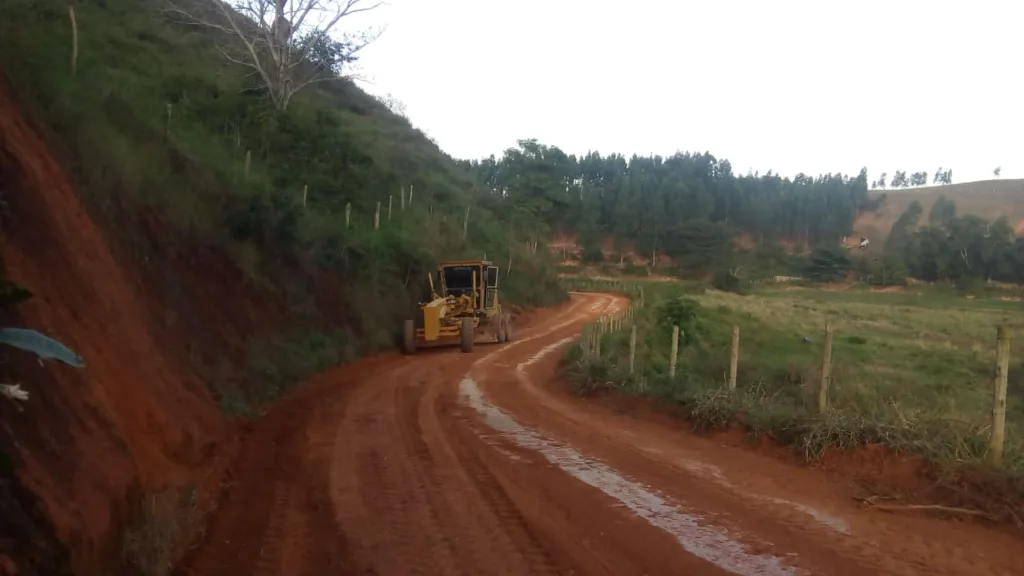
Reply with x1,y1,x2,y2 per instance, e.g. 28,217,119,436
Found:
181,292,1022,576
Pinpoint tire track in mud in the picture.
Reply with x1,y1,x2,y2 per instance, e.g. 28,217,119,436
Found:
325,300,595,575
183,292,1023,576
416,367,566,575
334,364,460,576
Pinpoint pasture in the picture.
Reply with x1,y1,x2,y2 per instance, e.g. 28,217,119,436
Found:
566,280,1024,472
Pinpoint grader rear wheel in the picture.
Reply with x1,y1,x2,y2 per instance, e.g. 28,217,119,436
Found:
503,313,513,342
460,318,474,353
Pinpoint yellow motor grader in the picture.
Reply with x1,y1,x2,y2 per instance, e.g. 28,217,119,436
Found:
402,260,513,354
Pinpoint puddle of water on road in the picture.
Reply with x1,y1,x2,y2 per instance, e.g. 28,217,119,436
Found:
459,377,800,576
517,336,577,369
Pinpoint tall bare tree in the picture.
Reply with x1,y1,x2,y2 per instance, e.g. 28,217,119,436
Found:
166,0,382,110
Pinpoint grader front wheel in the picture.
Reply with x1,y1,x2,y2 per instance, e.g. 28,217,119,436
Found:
503,314,513,342
495,315,506,343
401,319,416,355
460,318,474,353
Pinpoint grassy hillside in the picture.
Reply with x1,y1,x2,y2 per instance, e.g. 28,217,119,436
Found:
854,179,1024,253
0,0,563,364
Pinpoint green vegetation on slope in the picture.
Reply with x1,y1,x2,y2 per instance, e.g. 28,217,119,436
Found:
1,0,564,409
565,280,1024,473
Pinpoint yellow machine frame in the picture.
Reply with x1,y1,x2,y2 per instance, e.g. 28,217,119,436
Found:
402,260,512,354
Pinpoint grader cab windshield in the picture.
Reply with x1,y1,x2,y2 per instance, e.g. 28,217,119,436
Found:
441,266,477,297
438,263,499,309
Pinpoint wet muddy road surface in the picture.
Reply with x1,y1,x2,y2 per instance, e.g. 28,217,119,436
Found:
182,293,1023,576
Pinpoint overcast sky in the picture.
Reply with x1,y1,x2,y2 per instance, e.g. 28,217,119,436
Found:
348,0,1021,183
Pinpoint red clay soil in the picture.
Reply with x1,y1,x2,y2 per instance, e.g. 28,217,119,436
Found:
0,74,289,574
178,292,1023,576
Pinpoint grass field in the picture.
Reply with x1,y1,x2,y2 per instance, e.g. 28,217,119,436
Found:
565,280,1024,473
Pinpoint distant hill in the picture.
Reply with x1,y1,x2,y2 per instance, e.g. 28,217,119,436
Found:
852,179,1024,253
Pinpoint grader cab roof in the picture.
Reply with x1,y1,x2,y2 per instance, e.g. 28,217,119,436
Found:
437,260,493,268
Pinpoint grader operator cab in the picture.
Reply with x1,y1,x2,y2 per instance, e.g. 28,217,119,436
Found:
401,260,513,354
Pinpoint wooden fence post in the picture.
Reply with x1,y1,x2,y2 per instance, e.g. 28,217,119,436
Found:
629,325,637,374
728,325,739,390
463,205,470,239
244,150,251,181
595,321,603,358
345,202,351,228
409,184,414,205
989,325,1011,466
669,325,679,379
374,202,380,231
388,195,393,221
818,321,834,414
400,186,405,211
302,184,308,207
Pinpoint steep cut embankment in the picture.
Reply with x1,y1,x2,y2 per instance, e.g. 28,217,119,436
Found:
0,75,315,574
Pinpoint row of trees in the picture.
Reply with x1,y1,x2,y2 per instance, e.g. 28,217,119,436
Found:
871,168,953,190
459,140,880,271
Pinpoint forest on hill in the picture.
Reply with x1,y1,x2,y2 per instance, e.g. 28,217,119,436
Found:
461,141,1024,288
460,140,882,276
464,139,880,255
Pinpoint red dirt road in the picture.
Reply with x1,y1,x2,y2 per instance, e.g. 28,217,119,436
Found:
182,293,1022,576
